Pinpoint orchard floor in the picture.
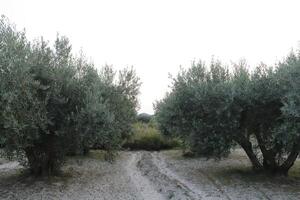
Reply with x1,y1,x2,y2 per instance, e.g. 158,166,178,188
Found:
1,150,300,200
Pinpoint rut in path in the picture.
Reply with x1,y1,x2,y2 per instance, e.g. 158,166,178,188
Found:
151,152,232,200
132,151,203,200
126,152,165,200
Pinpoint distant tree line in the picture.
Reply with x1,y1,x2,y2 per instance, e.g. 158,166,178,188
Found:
0,16,140,176
155,53,300,175
137,113,153,123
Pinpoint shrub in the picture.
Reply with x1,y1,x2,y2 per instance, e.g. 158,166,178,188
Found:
155,55,300,175
137,113,153,123
123,123,180,151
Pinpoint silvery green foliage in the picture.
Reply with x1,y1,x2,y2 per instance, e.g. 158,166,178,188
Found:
155,54,300,175
275,52,300,153
155,61,234,158
0,16,140,175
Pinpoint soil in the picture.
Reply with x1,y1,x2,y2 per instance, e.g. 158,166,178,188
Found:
0,150,300,200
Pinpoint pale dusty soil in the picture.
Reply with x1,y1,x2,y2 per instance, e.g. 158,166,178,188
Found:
160,149,300,200
0,150,300,200
0,152,143,200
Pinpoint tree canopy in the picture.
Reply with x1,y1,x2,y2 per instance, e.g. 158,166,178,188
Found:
155,54,300,175
0,16,141,176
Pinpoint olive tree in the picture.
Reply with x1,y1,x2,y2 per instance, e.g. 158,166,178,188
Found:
155,55,300,175
0,17,140,175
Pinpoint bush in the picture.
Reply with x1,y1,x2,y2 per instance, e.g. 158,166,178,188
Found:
123,123,180,151
155,55,300,175
0,16,140,176
137,113,153,123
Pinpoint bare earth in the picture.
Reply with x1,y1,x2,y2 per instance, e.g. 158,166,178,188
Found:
0,150,300,200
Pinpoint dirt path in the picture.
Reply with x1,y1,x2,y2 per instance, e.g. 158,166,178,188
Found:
132,151,234,200
126,152,164,200
152,152,228,200
1,150,300,200
0,151,211,200
130,151,203,200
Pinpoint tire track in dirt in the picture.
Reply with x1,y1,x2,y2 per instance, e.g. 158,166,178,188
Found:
126,152,165,200
196,168,231,200
135,151,203,200
151,152,205,199
153,152,232,200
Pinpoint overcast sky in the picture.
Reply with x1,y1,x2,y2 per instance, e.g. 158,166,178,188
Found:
1,0,300,114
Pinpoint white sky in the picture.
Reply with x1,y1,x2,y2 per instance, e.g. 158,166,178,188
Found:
1,0,300,114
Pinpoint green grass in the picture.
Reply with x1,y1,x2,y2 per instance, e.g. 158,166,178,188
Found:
289,160,300,178
123,123,181,151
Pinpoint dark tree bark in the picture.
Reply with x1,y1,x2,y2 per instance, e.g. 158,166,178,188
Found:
24,134,62,176
236,137,263,171
237,130,300,176
278,141,300,176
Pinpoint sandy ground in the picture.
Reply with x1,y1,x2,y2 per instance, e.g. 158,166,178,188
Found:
160,150,300,200
0,150,300,200
0,152,143,200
